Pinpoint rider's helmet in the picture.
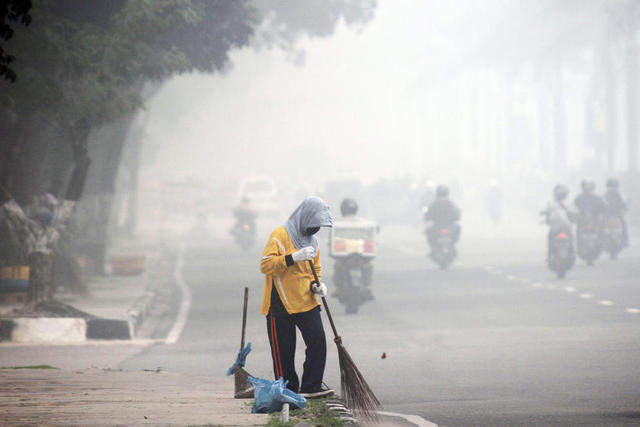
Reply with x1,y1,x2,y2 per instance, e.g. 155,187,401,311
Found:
553,184,569,202
340,198,358,216
606,178,619,190
436,185,449,199
581,179,595,193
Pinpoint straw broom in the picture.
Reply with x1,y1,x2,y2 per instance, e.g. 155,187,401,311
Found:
308,260,381,420
233,286,254,398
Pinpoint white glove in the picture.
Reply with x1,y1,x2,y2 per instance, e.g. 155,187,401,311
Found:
291,246,315,262
311,282,328,298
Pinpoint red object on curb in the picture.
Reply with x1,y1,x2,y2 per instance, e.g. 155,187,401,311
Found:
110,255,146,276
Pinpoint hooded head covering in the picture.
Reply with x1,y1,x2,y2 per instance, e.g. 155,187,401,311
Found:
284,196,333,251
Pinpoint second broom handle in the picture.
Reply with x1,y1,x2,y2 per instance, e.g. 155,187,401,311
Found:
308,260,339,339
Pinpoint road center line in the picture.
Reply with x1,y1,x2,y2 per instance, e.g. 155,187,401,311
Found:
165,242,191,345
579,293,594,299
598,300,614,306
563,287,577,293
625,308,640,314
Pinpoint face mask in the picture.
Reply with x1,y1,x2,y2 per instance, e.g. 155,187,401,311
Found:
305,227,320,235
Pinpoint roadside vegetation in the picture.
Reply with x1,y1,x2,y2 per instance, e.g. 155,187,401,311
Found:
265,398,344,427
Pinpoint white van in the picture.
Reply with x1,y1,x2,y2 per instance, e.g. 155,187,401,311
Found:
237,176,279,216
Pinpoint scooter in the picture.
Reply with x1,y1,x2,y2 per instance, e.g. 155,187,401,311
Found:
603,214,624,260
429,227,457,270
547,228,575,279
329,220,377,314
230,220,255,251
576,216,602,266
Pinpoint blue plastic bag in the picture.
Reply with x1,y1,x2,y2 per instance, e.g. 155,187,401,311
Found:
247,376,307,413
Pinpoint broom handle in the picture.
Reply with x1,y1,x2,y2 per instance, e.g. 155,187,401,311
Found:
240,286,248,351
308,260,340,339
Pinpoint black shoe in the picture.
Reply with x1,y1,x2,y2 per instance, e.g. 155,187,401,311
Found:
299,384,334,399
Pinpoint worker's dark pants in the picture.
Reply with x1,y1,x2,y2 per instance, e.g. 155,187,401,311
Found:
266,306,326,393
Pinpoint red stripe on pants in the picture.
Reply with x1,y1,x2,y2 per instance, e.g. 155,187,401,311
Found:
270,316,283,379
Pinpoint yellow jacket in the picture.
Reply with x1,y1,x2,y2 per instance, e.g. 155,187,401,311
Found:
260,226,322,315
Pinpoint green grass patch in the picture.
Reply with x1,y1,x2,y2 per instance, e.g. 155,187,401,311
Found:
0,364,59,370
265,398,344,427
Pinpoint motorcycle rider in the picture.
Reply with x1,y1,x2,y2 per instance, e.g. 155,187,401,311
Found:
574,179,607,238
543,184,576,244
603,178,629,248
332,198,374,300
231,196,256,232
424,185,461,252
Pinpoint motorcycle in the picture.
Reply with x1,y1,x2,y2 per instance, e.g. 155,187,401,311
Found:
429,226,457,270
329,221,377,314
230,220,255,251
603,214,624,260
547,229,575,279
576,216,602,266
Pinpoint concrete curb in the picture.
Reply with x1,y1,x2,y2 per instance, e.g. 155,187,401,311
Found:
125,250,165,337
0,317,135,342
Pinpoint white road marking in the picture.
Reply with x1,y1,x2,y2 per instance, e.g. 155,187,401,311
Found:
579,293,594,299
165,242,191,345
625,308,640,314
519,278,530,284
377,411,439,427
506,275,516,280
532,282,543,288
598,300,614,306
563,287,577,293
397,245,425,256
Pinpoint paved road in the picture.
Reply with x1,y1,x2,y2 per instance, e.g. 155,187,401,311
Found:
116,215,640,426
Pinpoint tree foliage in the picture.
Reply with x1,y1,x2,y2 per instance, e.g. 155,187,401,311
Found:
0,0,32,82
0,0,378,295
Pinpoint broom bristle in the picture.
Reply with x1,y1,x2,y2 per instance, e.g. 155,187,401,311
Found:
336,340,382,421
234,367,254,399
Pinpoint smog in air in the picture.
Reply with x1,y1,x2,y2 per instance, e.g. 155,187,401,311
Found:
0,1,639,426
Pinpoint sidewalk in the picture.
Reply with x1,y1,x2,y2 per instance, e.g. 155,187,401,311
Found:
0,239,162,343
0,367,268,426
0,239,271,426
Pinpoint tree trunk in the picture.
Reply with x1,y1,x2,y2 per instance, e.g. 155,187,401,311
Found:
551,62,567,177
626,27,638,174
27,252,53,303
123,138,142,236
604,37,618,174
0,122,25,189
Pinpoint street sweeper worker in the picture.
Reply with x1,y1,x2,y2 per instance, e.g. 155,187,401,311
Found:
259,196,335,398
